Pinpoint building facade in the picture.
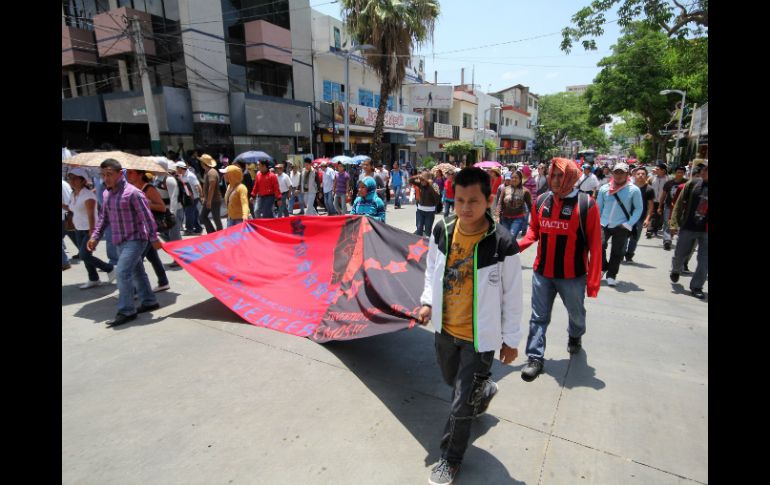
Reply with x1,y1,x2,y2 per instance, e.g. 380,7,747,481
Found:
493,84,536,163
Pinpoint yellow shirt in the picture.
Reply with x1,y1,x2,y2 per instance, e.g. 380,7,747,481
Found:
442,221,487,341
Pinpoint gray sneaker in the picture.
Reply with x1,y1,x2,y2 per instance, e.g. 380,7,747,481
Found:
521,359,544,382
429,459,460,485
473,379,498,417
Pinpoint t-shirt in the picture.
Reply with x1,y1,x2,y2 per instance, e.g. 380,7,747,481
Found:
277,172,292,193
684,181,708,232
638,184,656,222
71,188,98,231
575,173,600,194
661,178,688,208
203,168,222,202
442,221,487,342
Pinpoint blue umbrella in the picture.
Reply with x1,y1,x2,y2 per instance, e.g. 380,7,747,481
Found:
234,150,274,167
351,155,371,165
331,155,355,165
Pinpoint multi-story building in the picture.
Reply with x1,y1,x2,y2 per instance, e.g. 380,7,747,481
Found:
309,9,424,167
493,84,536,163
62,0,317,159
566,84,590,95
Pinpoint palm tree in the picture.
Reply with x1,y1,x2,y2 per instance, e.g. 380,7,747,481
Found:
340,0,440,166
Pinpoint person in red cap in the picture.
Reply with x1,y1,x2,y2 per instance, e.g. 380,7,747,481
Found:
517,157,603,382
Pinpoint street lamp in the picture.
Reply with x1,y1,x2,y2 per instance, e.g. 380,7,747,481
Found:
344,44,376,156
660,89,686,164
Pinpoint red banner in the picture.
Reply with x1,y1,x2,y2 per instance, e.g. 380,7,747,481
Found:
162,216,429,343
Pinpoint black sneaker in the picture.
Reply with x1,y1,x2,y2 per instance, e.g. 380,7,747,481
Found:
568,336,582,354
429,459,460,485
669,272,680,283
663,241,672,250
691,288,705,299
624,254,634,262
682,264,692,274
521,359,544,382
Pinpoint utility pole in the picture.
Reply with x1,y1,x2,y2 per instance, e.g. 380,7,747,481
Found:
130,16,162,154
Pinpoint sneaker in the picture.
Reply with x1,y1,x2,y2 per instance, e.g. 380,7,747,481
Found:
682,264,692,274
429,459,460,485
521,359,544,382
79,280,101,289
106,269,117,284
663,241,672,251
624,254,634,262
62,263,72,271
670,272,680,283
601,271,607,281
568,336,582,354
473,380,498,417
607,277,617,287
153,283,170,293
691,288,705,299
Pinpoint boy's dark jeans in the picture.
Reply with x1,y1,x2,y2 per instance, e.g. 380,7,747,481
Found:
435,331,495,465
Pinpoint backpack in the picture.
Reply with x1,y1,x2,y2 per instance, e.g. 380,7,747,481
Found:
177,176,193,207
536,191,591,242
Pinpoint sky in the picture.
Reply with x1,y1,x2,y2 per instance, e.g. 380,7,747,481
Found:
311,0,625,96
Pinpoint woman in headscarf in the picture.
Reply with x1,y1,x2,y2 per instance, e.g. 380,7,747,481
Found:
223,165,251,227
495,170,532,239
351,176,386,222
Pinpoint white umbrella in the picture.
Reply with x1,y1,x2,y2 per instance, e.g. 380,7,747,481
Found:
63,151,166,174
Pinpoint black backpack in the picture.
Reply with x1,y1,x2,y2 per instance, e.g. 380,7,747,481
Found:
177,176,194,207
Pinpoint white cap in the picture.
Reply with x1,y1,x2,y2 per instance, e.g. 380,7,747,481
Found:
175,161,188,169
68,167,89,178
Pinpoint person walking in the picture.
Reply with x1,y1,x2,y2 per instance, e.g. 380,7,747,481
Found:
275,164,292,218
646,161,669,238
333,161,351,215
409,172,440,236
299,159,319,215
495,170,532,239
251,160,283,219
198,154,223,233
322,162,338,215
442,171,456,217
288,162,304,215
659,165,688,251
175,162,202,234
517,157,602,382
624,167,656,263
390,161,408,209
223,165,251,227
596,162,643,287
669,162,708,299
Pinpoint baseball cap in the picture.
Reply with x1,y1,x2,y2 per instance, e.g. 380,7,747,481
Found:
504,173,512,180
175,161,188,169
68,167,89,179
612,162,629,173
656,161,668,171
582,163,591,169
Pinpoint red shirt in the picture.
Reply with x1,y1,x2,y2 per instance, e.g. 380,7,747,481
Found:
518,193,603,297
251,171,282,199
444,179,455,199
491,177,502,198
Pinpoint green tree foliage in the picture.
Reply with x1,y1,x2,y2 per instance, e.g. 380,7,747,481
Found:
534,92,609,160
561,0,708,53
444,140,474,166
484,139,498,159
341,0,440,165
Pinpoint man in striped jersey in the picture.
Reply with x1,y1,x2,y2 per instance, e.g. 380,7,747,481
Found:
517,158,603,382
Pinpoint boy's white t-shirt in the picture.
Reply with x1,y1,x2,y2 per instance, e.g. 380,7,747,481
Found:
71,189,98,231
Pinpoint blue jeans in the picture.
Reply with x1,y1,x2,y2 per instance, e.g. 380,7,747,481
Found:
227,218,243,227
115,240,157,316
501,216,527,239
75,230,113,281
443,199,454,217
143,244,168,287
625,218,645,257
278,191,291,217
334,193,347,215
184,201,202,232
104,225,119,265
290,189,305,215
661,205,673,243
435,331,495,465
526,272,587,362
258,195,276,218
393,185,403,207
415,209,436,236
324,191,337,215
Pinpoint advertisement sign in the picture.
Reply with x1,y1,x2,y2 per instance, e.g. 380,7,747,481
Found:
331,103,424,132
198,112,227,123
410,85,453,109
433,122,453,139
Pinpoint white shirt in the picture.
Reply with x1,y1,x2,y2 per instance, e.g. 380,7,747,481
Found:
62,180,72,220
575,173,600,193
162,175,180,213
322,167,337,193
70,188,97,231
183,171,202,198
289,170,301,188
277,172,292,193
649,175,668,200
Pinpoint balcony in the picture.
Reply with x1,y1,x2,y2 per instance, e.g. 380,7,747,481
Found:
499,124,534,139
93,7,155,58
424,121,459,140
245,20,292,66
62,26,98,68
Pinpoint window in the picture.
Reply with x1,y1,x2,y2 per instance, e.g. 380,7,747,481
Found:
374,95,395,111
528,97,533,107
358,89,374,107
515,120,518,127
462,113,472,129
323,80,344,102
334,27,341,50
437,110,449,124
248,61,293,99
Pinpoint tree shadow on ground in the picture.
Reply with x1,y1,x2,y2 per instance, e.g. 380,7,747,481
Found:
324,329,526,484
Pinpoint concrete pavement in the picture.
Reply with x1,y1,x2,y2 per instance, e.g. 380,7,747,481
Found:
62,201,707,484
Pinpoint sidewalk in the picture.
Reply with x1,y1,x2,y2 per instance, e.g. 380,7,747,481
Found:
62,204,707,484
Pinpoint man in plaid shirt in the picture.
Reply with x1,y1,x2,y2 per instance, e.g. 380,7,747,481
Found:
88,159,162,327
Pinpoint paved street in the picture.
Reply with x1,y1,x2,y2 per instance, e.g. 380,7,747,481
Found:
62,202,707,485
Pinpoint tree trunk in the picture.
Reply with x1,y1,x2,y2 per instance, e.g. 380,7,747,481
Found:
371,82,392,166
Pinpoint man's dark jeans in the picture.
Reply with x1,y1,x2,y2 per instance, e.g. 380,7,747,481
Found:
434,331,495,465
602,225,631,279
200,200,223,233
